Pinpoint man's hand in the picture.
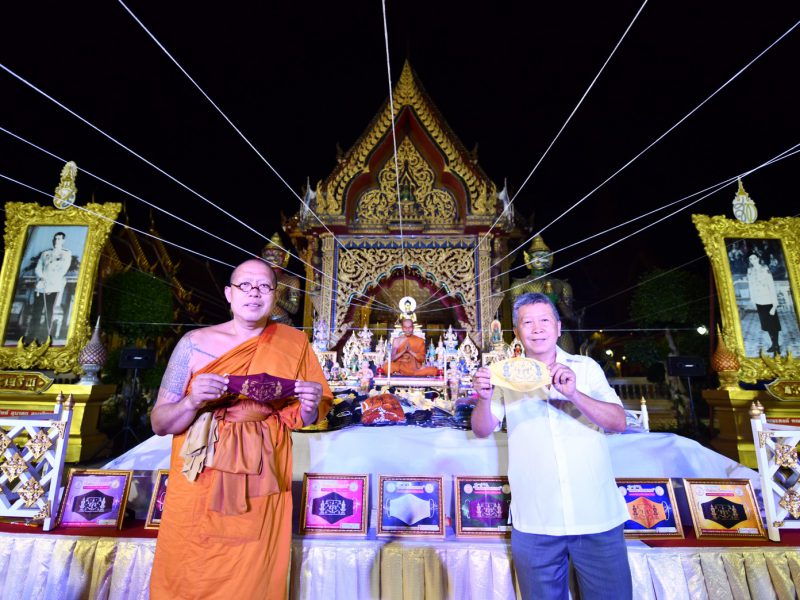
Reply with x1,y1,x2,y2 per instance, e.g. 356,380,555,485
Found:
186,373,229,410
473,366,493,402
550,363,577,400
296,380,324,425
770,306,777,316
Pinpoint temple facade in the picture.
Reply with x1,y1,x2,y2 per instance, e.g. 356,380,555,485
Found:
285,62,521,349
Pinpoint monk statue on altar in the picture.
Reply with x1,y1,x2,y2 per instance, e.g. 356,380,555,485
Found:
382,318,438,377
261,233,301,324
510,235,582,353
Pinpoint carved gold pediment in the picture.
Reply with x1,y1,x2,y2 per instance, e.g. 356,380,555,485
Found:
355,138,458,228
317,61,495,222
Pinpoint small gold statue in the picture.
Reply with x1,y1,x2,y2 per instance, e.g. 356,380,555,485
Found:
261,233,301,324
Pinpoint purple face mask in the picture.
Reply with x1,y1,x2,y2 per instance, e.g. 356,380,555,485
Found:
226,373,297,404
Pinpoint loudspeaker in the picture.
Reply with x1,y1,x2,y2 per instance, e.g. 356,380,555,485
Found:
667,356,706,378
119,347,156,370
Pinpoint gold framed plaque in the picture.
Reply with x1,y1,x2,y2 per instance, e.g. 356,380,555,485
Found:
377,475,444,537
55,468,132,530
683,478,766,540
454,475,511,537
299,473,369,535
144,469,170,529
616,478,684,539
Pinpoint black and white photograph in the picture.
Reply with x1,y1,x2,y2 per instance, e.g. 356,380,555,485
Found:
4,225,87,347
726,237,800,358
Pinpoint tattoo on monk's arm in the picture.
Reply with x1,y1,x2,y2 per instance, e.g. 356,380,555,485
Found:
161,336,193,397
160,332,219,399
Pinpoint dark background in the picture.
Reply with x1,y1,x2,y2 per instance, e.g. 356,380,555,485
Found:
1,1,798,327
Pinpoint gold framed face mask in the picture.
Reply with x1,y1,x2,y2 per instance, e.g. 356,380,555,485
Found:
489,357,551,393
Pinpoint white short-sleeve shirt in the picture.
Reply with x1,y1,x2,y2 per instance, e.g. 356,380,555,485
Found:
490,348,629,535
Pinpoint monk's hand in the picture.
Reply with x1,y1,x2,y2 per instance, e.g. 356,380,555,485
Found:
473,366,493,402
295,380,324,422
186,373,229,410
550,363,577,400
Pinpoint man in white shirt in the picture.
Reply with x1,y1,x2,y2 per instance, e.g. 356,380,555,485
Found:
472,292,631,599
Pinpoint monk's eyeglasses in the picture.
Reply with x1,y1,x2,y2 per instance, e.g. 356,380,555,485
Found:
229,281,276,294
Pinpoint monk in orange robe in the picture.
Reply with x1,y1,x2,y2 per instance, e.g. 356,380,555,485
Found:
149,259,332,600
382,318,438,376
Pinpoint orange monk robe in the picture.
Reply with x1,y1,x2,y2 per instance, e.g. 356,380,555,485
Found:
382,333,438,376
150,324,332,600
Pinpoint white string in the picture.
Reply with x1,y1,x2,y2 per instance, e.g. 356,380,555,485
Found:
381,0,408,293
116,0,348,253
415,141,800,316
0,126,321,287
476,0,650,249
585,206,800,316
481,17,800,280
0,171,234,268
0,62,339,278
0,124,398,313
0,201,230,312
496,140,800,284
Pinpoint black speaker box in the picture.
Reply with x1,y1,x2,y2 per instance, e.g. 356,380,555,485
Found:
667,356,706,378
119,347,156,370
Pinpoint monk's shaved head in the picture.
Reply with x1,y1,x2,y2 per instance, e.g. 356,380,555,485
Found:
230,259,276,285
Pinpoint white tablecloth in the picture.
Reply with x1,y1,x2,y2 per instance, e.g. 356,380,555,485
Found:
3,530,799,600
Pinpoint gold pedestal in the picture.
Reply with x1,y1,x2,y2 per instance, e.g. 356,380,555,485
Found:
704,388,800,468
0,384,115,462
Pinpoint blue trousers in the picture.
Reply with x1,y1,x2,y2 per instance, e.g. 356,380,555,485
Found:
511,524,632,600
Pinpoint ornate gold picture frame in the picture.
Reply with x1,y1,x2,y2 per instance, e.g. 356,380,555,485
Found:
299,473,369,535
55,468,132,530
616,478,684,539
693,215,800,382
144,469,170,529
683,478,766,540
0,202,120,373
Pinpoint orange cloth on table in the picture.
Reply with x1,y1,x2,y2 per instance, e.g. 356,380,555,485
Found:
382,333,438,376
150,323,332,600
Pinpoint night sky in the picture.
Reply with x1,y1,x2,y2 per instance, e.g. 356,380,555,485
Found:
1,1,798,328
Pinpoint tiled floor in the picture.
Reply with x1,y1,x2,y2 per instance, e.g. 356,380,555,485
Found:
740,307,800,357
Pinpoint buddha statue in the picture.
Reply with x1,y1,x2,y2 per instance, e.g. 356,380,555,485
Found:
261,232,301,324
510,236,581,353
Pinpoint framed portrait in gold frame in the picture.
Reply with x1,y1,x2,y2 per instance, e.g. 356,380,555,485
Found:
692,215,800,382
0,202,120,373
683,478,766,540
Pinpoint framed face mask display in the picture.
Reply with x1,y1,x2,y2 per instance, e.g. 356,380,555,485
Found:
683,478,766,540
454,475,511,537
616,478,684,539
299,473,369,535
377,475,444,537
56,469,132,530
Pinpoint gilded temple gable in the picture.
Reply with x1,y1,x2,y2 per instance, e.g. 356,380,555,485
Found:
310,61,497,232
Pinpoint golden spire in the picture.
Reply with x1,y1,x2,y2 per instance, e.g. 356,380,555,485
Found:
53,161,78,209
